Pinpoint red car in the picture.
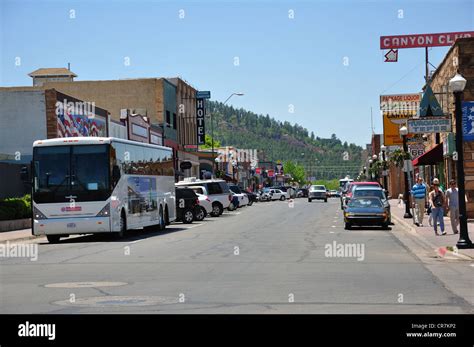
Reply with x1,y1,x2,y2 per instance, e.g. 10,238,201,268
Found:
341,181,382,209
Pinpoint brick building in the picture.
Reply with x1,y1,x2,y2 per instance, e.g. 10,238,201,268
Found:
413,37,474,216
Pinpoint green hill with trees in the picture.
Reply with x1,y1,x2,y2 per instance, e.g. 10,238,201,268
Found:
207,101,364,180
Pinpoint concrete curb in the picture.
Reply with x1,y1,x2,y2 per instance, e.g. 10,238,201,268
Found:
0,234,44,244
0,218,31,232
391,213,473,261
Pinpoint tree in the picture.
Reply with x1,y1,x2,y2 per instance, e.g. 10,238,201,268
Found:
200,134,221,150
284,160,306,184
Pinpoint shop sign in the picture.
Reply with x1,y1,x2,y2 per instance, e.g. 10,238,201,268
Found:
407,117,451,134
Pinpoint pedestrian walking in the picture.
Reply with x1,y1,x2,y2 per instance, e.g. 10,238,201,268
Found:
428,178,446,235
427,184,433,226
411,176,427,226
445,179,468,235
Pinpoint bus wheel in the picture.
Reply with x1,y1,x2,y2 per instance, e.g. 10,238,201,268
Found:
47,235,61,243
158,207,165,230
115,212,126,238
164,206,170,225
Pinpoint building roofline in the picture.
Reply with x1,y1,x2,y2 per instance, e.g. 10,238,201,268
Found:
424,37,473,89
28,68,77,77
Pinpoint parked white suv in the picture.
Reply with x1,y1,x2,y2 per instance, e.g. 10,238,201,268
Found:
175,178,231,217
195,193,212,221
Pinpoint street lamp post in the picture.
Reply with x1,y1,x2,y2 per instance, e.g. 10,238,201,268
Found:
368,159,373,181
400,126,413,219
381,145,388,194
214,157,221,178
232,159,237,183
449,73,473,249
212,93,244,174
372,154,378,181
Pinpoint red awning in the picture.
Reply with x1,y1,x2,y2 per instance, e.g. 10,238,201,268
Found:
412,143,443,166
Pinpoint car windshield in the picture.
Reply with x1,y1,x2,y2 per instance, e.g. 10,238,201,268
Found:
348,197,383,208
311,185,325,191
353,189,386,200
351,184,378,193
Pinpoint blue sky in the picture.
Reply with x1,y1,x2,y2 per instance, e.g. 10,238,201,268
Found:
1,0,473,146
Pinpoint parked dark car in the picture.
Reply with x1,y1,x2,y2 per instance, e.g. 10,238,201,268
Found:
352,186,391,223
243,190,258,205
343,197,389,230
175,188,199,224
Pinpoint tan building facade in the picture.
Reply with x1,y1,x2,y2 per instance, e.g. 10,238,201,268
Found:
44,78,173,127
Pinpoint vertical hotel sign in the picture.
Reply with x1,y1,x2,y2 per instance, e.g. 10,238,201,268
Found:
195,91,210,145
196,98,206,144
380,93,421,146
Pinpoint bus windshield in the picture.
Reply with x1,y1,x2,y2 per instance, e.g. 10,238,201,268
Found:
33,144,110,203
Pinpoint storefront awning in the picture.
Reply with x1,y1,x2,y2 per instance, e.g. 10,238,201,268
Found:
412,143,443,166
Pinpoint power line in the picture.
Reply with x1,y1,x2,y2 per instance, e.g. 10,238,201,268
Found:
380,60,425,95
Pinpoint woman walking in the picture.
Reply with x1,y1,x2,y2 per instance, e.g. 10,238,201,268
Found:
428,178,446,235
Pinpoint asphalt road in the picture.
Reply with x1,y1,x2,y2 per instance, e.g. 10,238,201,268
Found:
1,198,472,314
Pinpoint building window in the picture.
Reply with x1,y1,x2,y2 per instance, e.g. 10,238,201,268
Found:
166,111,171,127
173,113,177,130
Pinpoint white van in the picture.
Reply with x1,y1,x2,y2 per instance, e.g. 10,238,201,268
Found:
175,178,232,216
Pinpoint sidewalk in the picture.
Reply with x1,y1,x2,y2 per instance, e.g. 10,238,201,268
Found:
390,200,474,260
0,228,41,243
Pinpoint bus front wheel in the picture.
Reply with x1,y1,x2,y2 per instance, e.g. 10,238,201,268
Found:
164,205,170,225
158,207,166,230
115,211,126,239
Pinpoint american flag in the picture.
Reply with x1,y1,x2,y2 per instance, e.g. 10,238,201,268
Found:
57,109,105,138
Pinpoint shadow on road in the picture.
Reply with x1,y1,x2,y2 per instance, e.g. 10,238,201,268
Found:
346,226,392,231
38,224,196,245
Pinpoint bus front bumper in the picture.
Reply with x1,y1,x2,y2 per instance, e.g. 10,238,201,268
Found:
33,217,111,236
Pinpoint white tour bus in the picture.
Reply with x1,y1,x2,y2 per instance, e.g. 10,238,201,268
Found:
32,137,176,243
339,176,354,191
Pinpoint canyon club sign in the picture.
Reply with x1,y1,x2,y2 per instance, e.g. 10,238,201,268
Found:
380,31,474,49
